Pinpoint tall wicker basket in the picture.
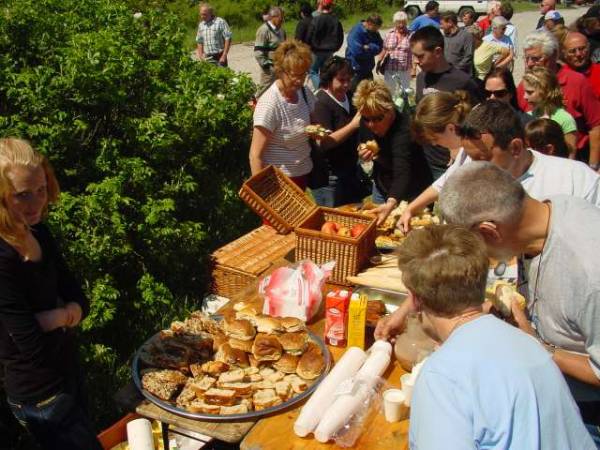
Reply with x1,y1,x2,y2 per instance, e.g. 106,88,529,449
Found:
239,166,376,285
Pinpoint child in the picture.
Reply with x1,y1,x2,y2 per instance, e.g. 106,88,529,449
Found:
525,117,570,158
376,224,594,449
522,66,577,157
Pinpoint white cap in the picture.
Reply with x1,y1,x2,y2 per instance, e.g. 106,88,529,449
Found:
544,10,562,21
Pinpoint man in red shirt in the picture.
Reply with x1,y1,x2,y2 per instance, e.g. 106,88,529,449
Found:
517,32,600,171
561,32,600,98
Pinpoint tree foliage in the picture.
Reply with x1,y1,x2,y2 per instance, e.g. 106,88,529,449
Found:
0,0,258,426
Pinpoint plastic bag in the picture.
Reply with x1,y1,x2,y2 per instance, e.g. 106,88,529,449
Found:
259,260,335,321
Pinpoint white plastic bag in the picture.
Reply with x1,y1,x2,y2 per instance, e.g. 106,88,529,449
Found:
259,260,335,321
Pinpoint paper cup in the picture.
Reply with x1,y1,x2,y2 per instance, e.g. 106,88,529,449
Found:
126,418,155,450
400,373,415,407
383,389,407,422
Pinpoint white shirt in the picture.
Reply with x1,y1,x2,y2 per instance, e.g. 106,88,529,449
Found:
433,149,600,206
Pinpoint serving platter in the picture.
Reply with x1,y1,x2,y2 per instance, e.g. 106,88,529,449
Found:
132,329,332,421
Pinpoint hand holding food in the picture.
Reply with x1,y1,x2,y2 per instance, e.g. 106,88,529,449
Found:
365,201,396,227
305,125,331,139
398,209,413,233
357,140,379,161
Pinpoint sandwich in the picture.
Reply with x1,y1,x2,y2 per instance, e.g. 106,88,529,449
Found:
252,333,283,361
274,381,292,401
203,388,238,406
218,382,253,396
364,139,380,156
252,389,283,411
248,354,269,368
490,281,527,318
189,376,216,396
223,318,256,341
229,337,254,353
296,345,325,380
277,332,308,356
220,404,249,415
279,316,306,333
186,399,221,414
255,315,284,334
272,353,299,374
235,306,259,325
215,343,250,368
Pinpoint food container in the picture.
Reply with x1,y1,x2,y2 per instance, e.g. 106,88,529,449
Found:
239,166,377,284
353,287,408,313
210,225,295,298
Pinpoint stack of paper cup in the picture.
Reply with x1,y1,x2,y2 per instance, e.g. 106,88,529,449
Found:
126,418,155,450
383,389,407,422
400,373,415,407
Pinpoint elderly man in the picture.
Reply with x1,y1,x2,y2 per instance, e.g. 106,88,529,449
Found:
536,0,563,30
440,11,473,74
254,6,286,98
438,161,600,442
476,0,501,34
562,31,600,98
517,32,600,171
195,3,232,67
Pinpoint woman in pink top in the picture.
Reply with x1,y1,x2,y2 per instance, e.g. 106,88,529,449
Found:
378,11,412,95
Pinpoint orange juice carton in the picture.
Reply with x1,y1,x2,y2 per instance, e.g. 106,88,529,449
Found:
324,289,352,347
347,292,368,349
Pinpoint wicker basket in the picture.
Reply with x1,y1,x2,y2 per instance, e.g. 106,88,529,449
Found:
239,166,315,234
211,226,295,298
239,167,377,285
295,207,377,285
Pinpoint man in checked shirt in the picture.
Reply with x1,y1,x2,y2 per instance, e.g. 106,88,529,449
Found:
195,3,232,67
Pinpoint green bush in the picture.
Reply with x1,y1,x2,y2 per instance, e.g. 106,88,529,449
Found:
0,0,258,427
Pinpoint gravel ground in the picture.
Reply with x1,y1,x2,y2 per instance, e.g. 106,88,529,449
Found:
226,7,586,87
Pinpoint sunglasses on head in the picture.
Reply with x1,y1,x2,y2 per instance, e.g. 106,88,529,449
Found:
485,88,509,98
362,113,385,124
455,124,482,140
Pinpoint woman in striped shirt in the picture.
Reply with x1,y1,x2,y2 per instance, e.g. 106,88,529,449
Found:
249,39,314,190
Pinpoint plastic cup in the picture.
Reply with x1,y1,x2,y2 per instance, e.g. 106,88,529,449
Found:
383,389,407,422
400,373,415,407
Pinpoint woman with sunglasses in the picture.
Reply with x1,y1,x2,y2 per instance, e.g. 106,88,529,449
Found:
249,39,314,190
522,66,577,158
354,80,432,225
309,56,368,206
398,91,473,231
483,67,533,126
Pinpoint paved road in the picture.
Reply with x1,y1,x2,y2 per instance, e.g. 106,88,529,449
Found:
227,7,585,86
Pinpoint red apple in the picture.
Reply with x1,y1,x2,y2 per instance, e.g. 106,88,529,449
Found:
321,221,339,235
350,223,367,238
337,226,351,237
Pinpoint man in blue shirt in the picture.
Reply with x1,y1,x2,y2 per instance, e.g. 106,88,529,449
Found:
409,0,440,33
377,223,595,450
345,14,383,93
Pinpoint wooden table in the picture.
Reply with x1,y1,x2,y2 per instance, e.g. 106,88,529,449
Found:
220,280,411,450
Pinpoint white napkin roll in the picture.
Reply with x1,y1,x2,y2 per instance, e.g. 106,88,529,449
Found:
294,346,367,437
126,418,155,450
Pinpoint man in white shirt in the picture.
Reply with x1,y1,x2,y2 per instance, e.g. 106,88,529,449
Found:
399,100,600,231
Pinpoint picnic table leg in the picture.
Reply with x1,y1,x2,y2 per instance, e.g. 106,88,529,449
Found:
161,421,169,449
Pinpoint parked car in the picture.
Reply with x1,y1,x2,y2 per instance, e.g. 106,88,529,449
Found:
404,0,489,20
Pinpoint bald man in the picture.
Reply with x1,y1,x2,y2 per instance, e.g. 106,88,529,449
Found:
562,32,600,98
536,0,563,30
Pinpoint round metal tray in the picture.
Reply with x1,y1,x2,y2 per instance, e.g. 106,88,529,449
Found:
132,329,332,421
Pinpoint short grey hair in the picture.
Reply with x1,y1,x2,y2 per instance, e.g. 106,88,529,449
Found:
393,11,408,23
487,0,501,15
491,16,508,28
523,31,558,57
269,6,284,17
199,2,213,14
439,162,526,228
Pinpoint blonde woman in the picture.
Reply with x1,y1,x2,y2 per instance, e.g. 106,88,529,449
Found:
0,139,101,449
522,66,577,157
355,80,432,224
399,91,472,231
249,39,314,190
378,11,412,94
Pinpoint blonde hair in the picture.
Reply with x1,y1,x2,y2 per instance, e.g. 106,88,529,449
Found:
398,225,489,317
522,66,564,115
412,91,472,144
0,138,59,247
352,80,394,116
273,39,312,79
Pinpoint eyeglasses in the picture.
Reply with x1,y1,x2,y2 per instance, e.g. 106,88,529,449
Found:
485,88,509,99
284,70,307,81
455,124,482,140
565,45,589,56
362,114,386,124
524,55,544,63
